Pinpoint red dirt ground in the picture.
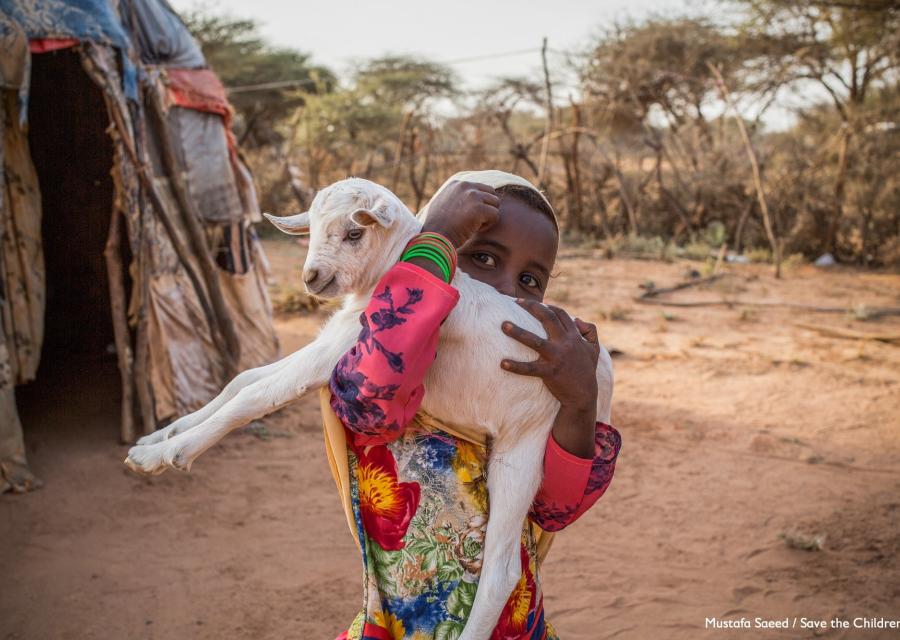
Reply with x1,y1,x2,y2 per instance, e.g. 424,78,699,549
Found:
2,240,899,639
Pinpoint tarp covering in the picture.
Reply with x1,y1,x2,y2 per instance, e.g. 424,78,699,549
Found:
29,38,78,53
0,13,28,89
0,0,137,99
1,90,44,385
147,270,224,419
217,237,278,369
0,64,43,493
0,2,279,493
79,42,277,425
169,106,244,224
0,0,131,49
166,68,237,154
121,0,204,68
165,68,261,221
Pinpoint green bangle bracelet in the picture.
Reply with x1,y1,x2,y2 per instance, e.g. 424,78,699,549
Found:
415,240,457,272
403,251,450,282
404,232,458,270
402,247,452,282
402,248,452,282
418,232,455,254
402,242,452,266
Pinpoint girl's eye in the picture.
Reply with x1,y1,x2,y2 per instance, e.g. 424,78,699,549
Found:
471,252,496,267
346,228,364,242
520,273,541,289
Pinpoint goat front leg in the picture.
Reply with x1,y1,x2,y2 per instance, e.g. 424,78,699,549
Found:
123,369,304,475
459,429,548,640
125,306,362,474
124,334,342,475
134,349,305,446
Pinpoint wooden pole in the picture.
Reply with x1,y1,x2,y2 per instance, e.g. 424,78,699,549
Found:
132,168,156,435
391,111,413,192
133,285,156,435
707,62,782,278
828,124,850,253
144,86,242,376
100,90,234,374
103,207,136,443
734,198,754,254
88,78,159,434
569,98,584,232
537,37,553,188
613,161,639,236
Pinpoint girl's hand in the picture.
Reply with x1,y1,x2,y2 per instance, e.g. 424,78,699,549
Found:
500,299,600,415
501,299,601,457
421,181,500,249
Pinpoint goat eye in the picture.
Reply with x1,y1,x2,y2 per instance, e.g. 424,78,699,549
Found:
346,228,364,242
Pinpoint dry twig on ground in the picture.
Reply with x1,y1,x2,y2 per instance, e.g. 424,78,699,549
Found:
795,323,900,344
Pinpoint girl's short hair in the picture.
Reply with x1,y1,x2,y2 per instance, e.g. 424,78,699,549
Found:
495,185,558,233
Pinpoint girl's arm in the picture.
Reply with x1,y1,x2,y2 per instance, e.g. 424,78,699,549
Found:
329,261,459,445
329,257,622,529
329,181,499,445
529,422,621,532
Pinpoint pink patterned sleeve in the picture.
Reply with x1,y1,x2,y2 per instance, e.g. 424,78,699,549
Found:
329,262,460,446
529,422,622,532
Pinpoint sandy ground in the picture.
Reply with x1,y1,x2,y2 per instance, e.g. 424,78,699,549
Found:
2,238,899,640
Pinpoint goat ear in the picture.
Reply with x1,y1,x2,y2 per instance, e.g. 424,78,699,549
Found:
263,211,310,235
350,204,393,228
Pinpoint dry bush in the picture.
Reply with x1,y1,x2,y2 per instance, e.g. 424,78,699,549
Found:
199,5,898,268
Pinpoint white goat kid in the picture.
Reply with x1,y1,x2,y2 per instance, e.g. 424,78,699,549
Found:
125,177,613,640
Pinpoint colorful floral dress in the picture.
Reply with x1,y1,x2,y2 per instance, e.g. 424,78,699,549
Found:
326,262,621,640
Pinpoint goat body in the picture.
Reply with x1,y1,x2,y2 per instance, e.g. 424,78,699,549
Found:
125,178,613,640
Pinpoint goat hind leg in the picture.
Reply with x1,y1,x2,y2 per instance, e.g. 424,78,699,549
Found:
125,309,360,474
124,369,303,475
135,345,308,446
458,432,547,640
125,338,341,474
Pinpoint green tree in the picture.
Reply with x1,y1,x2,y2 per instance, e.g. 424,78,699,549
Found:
291,56,458,208
733,0,900,253
581,18,753,240
181,11,336,146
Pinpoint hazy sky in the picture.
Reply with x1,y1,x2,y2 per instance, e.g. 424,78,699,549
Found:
171,0,710,91
169,0,799,128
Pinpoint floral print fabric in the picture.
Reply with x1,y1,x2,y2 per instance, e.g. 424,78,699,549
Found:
328,262,621,639
345,421,554,640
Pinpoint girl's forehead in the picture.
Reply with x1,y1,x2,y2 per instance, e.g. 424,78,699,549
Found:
485,197,559,265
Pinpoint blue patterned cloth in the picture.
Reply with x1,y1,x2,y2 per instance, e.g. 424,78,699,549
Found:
0,0,137,99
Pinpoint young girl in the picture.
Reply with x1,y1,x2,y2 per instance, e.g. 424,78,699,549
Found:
321,170,621,640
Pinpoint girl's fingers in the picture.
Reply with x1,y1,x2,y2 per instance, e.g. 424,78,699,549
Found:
546,304,578,333
465,181,498,197
480,191,501,208
501,358,549,377
502,321,547,353
574,317,599,344
462,181,500,205
476,202,501,223
516,298,564,339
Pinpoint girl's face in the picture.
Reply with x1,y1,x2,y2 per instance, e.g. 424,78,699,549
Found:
456,195,558,302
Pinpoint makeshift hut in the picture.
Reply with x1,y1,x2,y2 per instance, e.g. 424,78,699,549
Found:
0,0,280,493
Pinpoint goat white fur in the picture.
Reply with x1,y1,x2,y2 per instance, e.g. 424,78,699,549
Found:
124,177,613,640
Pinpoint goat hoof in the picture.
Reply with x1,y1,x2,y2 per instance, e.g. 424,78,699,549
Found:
123,455,161,476
170,451,192,472
124,443,170,476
